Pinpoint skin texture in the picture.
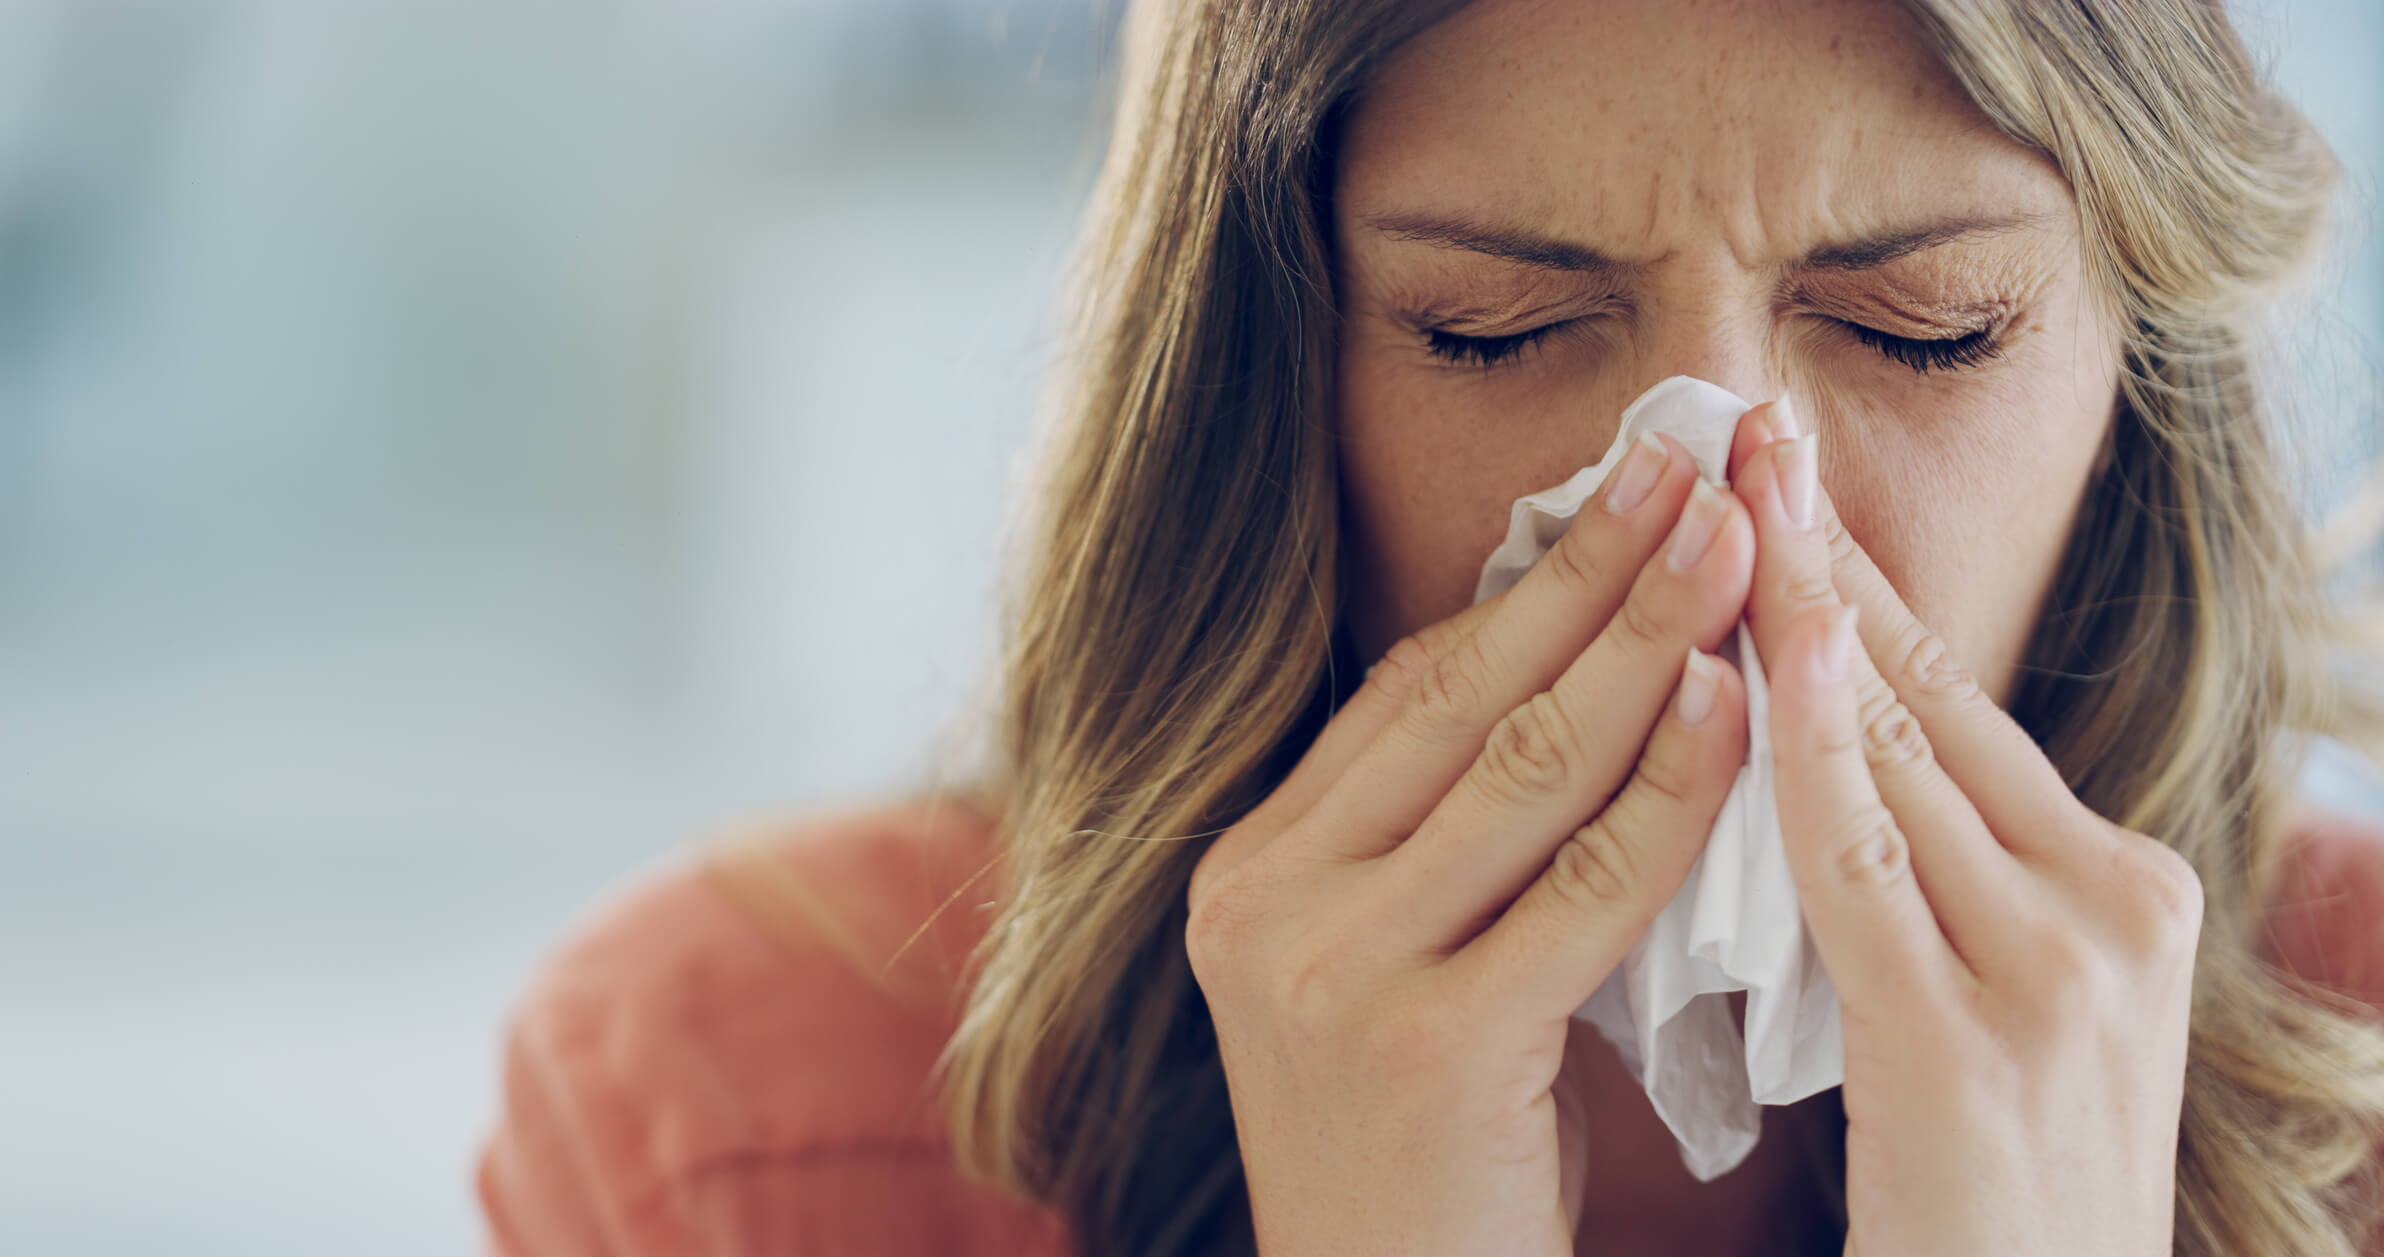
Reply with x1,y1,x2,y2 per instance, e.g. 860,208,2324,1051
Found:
1330,0,2123,706
1184,2,2198,1255
1322,0,2126,1234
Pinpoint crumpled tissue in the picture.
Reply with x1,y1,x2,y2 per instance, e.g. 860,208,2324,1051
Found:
1471,375,1844,1182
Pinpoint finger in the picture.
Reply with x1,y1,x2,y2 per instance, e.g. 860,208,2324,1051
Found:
1189,595,1506,899
1725,397,1795,486
1290,430,1709,867
1735,428,2036,967
1796,443,2094,860
1769,600,1971,1007
1445,645,1748,1019
1380,477,1755,952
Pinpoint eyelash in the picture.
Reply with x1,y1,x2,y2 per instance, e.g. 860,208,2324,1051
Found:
1841,322,2006,374
1421,325,1564,369
1420,319,2007,375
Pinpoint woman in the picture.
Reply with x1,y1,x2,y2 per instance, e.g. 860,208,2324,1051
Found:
475,1,2384,1254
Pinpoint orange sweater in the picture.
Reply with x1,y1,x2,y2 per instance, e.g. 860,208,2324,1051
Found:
474,795,2384,1257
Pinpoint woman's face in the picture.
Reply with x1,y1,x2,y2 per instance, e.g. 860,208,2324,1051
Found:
1329,0,2124,707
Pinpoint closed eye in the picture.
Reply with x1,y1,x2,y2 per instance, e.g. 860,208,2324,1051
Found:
1843,321,2005,374
1419,318,2008,375
1420,324,1564,369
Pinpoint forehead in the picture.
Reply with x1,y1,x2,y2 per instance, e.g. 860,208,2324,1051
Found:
1334,0,2076,262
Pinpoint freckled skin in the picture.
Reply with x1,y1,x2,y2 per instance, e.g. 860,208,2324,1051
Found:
1329,0,2124,711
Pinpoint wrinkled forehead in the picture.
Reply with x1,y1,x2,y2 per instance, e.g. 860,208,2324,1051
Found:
1332,0,2077,268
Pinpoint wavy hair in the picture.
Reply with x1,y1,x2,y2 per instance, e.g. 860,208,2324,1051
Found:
908,2,2384,1253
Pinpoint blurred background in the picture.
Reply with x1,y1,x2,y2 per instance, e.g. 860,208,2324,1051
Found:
0,3,2375,1254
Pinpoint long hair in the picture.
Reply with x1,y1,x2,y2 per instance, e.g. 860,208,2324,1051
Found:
915,2,2384,1253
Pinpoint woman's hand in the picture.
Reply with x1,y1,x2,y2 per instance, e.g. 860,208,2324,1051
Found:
1185,430,1755,1256
1727,401,2202,1257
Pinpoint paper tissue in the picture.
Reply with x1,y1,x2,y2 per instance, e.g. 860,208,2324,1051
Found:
1472,375,1844,1182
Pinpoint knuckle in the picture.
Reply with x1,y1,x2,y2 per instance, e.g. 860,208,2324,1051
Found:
1185,854,1223,930
1184,876,1249,987
1782,567,1837,607
2032,919,2099,977
1609,592,1676,658
1268,934,1344,1020
1823,809,1912,886
1411,630,1497,726
1891,622,1983,706
1185,825,1266,923
1540,523,1614,594
1263,926,1368,1029
1812,708,1866,760
1478,693,1580,804
2113,832,2206,953
1631,742,1697,809
1183,916,1225,989
1411,639,1487,729
1820,509,1860,566
1856,690,1935,774
2017,922,2109,1020
1546,820,1644,912
1185,841,1308,995
1364,632,1442,706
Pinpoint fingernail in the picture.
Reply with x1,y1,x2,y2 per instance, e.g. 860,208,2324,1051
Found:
1775,432,1816,531
1817,603,1858,681
1766,395,1800,442
1602,430,1667,516
1676,644,1719,725
1665,477,1727,572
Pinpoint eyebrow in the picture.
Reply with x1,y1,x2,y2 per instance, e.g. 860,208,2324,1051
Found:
1359,209,2057,275
1361,211,1644,277
1800,212,2056,270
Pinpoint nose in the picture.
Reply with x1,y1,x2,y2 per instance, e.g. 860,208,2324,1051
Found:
1632,303,1780,410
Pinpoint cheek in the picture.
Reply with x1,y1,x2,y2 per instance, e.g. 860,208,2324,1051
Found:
1332,348,1581,656
1819,331,2117,692
1332,299,2119,678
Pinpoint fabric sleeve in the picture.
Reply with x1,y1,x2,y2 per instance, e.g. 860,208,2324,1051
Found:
2266,810,2384,1257
669,1153,1073,1254
470,829,1075,1257
475,955,694,1257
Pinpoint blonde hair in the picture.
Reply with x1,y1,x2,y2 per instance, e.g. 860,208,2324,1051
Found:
869,1,2384,1253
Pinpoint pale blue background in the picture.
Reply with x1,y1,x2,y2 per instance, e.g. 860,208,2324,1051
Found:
0,3,2375,1254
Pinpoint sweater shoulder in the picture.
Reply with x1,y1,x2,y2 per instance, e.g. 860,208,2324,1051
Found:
475,796,1069,1255
2267,802,2384,1012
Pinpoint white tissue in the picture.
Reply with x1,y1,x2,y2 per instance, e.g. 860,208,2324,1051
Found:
1471,375,1843,1182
